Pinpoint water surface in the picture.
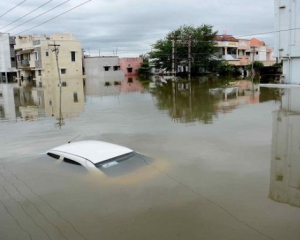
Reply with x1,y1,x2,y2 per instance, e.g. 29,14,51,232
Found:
0,78,299,240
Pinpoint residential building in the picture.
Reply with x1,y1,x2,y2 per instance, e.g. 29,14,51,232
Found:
214,35,276,67
274,0,300,84
0,33,17,82
14,33,83,88
214,34,239,64
119,57,143,76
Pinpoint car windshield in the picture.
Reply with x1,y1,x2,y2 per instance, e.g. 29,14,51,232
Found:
94,152,149,177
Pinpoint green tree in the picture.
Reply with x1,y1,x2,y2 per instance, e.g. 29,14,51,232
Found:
137,58,152,76
149,24,217,75
247,61,264,71
272,61,283,68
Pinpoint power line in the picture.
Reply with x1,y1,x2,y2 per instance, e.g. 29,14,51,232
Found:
6,0,70,33
237,27,300,38
0,0,53,31
0,0,26,18
16,0,92,35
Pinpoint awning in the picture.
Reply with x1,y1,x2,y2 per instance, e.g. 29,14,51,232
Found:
16,48,34,54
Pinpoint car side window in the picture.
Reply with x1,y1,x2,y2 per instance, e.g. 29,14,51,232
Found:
63,158,82,166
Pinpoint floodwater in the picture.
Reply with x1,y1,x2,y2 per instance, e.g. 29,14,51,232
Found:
0,76,300,240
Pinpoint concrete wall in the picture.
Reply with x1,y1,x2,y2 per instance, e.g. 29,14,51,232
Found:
84,56,124,79
119,58,142,76
274,0,300,83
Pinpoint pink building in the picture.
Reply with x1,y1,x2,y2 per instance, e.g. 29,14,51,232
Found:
119,58,143,76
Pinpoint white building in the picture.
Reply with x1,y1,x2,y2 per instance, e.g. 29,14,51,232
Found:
84,56,125,96
83,56,124,79
274,0,300,84
0,33,17,83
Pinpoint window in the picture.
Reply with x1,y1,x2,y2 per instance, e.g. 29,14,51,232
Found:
38,70,42,76
49,100,52,105
61,69,66,74
63,158,82,166
39,82,42,87
113,66,120,71
127,68,133,73
46,51,49,57
71,51,76,62
128,78,133,83
62,82,67,87
73,92,78,102
17,55,21,61
47,152,60,159
104,66,110,71
34,52,38,60
11,57,15,62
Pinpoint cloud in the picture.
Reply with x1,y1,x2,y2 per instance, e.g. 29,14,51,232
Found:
0,0,275,57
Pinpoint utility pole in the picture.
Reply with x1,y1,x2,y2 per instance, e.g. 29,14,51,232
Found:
251,46,256,77
188,37,192,81
250,46,256,92
48,41,63,128
171,37,175,79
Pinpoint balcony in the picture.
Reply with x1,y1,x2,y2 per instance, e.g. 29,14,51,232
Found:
21,59,30,67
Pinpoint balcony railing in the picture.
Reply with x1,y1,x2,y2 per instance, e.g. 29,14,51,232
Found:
21,59,30,66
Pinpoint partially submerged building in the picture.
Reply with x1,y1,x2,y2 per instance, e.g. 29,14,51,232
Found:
0,33,17,83
14,34,83,87
274,0,300,84
83,56,124,79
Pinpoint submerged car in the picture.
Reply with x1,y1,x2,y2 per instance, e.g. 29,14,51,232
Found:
47,140,148,176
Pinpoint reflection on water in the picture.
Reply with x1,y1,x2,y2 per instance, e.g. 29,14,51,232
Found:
1,78,282,127
0,77,85,125
148,79,265,124
269,88,300,208
85,76,144,96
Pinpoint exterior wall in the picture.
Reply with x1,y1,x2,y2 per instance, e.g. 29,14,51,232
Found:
83,56,124,79
256,46,267,61
274,0,300,83
119,58,143,76
0,33,17,82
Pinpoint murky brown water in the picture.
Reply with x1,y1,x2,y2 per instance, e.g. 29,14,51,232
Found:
0,77,299,240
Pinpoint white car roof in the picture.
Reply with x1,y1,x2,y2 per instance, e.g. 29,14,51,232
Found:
48,140,133,164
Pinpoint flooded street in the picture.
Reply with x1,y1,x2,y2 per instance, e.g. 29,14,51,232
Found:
0,78,300,240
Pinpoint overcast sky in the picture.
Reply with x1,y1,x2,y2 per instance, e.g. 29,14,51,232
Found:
0,0,275,57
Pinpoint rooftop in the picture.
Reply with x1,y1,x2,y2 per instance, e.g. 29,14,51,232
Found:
214,35,239,42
